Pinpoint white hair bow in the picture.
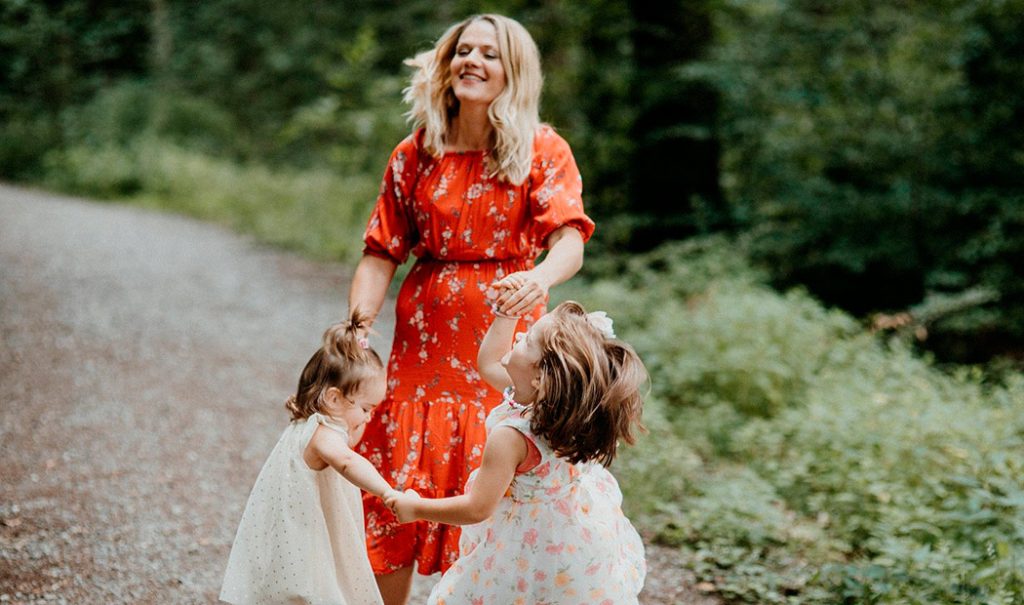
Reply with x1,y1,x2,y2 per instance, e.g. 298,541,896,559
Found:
586,311,616,339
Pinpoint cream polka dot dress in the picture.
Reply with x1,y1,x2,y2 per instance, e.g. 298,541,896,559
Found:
220,413,383,605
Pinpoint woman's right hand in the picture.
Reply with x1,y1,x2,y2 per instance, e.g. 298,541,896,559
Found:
492,272,549,318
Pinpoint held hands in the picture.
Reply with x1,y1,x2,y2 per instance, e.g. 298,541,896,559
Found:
383,488,421,524
490,272,549,318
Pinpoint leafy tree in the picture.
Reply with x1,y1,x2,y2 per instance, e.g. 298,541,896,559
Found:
0,0,149,176
709,0,1024,360
625,0,727,248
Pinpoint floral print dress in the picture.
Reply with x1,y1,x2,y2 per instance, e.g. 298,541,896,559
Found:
428,396,647,605
357,125,595,575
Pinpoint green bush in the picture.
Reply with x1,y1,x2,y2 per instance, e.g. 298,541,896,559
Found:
706,0,1024,361
61,82,240,156
560,238,1024,604
0,115,61,180
735,343,1024,602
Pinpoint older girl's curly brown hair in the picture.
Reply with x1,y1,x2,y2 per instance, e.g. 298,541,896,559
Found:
529,301,648,466
284,310,384,421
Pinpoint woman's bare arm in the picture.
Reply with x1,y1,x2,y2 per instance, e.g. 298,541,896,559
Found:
348,254,398,328
497,226,584,316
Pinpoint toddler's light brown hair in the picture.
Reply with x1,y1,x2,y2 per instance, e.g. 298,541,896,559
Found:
285,310,384,421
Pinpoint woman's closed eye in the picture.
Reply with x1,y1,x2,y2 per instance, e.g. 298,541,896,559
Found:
456,47,498,60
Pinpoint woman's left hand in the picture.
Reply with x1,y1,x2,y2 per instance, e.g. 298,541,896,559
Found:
494,271,549,317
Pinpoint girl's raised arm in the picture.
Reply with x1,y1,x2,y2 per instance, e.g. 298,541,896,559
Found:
476,314,517,392
308,426,397,501
395,426,526,525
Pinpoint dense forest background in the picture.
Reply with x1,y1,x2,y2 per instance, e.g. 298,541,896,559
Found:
2,0,1022,365
3,2,1024,602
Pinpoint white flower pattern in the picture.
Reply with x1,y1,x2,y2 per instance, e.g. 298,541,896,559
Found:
356,126,596,575
426,403,646,604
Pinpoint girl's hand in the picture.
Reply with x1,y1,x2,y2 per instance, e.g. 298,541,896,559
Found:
484,280,518,318
393,489,421,524
494,271,549,318
382,487,402,509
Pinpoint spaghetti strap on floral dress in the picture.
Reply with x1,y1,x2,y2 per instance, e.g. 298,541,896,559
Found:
357,125,595,575
428,397,647,604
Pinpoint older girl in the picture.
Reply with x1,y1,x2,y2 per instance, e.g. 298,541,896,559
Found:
390,300,648,604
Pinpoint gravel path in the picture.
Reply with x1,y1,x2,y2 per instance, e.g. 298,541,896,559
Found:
0,184,713,604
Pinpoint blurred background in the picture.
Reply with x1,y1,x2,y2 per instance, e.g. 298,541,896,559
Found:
2,1,1023,602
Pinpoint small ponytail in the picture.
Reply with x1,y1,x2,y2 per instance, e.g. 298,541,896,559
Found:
284,394,301,418
323,309,375,363
285,310,385,421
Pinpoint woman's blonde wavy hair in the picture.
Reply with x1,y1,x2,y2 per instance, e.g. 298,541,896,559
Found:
403,14,542,185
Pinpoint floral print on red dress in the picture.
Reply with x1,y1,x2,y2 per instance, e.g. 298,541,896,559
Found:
357,125,595,575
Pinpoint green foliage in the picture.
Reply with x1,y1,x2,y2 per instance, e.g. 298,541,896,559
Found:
706,0,1024,359
734,347,1024,602
277,24,409,173
0,0,149,176
43,138,376,262
60,81,239,156
559,239,1024,604
0,114,60,180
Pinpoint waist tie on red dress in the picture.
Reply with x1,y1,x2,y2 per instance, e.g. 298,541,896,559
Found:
415,255,530,265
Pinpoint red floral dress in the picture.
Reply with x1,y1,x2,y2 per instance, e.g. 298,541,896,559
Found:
357,125,595,575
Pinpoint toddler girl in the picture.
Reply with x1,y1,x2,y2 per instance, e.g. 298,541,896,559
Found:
220,312,398,605
388,299,648,604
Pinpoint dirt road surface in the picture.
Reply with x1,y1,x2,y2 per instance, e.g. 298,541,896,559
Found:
0,184,711,604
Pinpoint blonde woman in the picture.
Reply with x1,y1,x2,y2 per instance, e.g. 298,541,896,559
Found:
347,14,594,605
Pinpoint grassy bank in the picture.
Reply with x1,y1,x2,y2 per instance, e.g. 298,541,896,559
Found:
42,137,377,263
558,239,1024,604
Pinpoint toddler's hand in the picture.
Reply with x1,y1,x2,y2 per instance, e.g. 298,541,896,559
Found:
382,488,401,510
393,489,421,524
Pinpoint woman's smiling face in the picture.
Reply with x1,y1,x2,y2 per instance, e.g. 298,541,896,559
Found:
449,19,506,110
